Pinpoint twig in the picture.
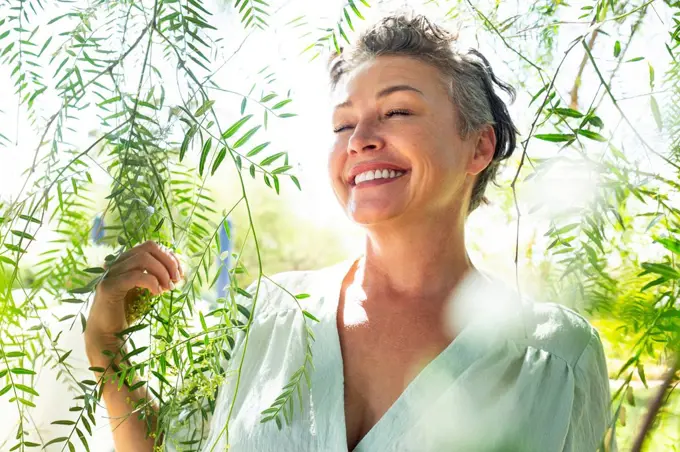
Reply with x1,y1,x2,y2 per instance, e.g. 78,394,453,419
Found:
570,28,599,109
630,354,679,452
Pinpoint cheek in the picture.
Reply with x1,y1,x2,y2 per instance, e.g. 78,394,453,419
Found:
328,141,348,193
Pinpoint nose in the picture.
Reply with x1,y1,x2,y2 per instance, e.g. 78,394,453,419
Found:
347,119,385,155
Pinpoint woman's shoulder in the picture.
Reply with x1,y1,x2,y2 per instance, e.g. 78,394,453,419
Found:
519,301,604,368
239,260,348,318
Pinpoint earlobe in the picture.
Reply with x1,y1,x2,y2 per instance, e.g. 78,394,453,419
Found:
467,125,496,176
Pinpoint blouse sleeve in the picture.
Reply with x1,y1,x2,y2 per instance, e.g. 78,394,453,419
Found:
563,328,616,452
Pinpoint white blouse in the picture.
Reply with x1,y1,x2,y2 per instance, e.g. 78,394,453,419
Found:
165,260,614,451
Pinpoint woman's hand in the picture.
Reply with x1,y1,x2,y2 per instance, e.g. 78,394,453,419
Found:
84,240,184,367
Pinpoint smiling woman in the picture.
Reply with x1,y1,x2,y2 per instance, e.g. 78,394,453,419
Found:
86,12,614,452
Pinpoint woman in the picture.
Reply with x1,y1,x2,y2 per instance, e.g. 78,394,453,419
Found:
85,14,613,452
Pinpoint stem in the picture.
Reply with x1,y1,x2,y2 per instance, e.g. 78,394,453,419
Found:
630,354,680,452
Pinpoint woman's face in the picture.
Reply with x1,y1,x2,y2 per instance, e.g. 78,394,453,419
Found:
328,55,495,226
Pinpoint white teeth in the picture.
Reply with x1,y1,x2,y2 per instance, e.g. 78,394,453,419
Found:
353,168,406,185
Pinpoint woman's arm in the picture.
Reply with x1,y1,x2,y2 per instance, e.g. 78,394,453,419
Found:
86,339,159,451
84,240,183,452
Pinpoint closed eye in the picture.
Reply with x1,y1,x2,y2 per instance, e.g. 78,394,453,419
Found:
333,109,412,133
386,108,412,117
333,124,353,133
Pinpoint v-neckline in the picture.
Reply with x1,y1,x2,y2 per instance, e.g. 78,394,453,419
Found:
315,258,476,452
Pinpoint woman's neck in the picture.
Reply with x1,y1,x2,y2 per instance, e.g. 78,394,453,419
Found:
359,213,472,302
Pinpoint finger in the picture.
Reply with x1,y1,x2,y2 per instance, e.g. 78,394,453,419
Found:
166,248,184,279
114,241,180,282
99,270,163,298
155,243,182,281
107,251,173,290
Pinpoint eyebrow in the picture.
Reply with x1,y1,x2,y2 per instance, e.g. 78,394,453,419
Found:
334,84,425,110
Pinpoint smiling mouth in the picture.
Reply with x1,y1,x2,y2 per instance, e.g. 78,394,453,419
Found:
351,168,409,186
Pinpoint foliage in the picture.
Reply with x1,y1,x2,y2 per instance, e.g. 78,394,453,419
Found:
0,0,679,451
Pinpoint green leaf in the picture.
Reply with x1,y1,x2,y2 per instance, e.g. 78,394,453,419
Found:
180,125,197,162
11,230,35,241
222,115,253,139
640,262,680,280
211,147,227,175
648,63,655,90
576,129,607,142
195,99,215,117
550,108,583,118
302,310,319,322
233,126,261,148
19,214,41,224
241,96,247,114
260,152,285,166
118,323,149,336
272,99,292,110
61,298,84,304
246,142,270,157
18,397,36,407
51,420,76,426
43,437,69,447
534,133,575,142
587,115,604,128
272,165,292,174
348,0,365,20
0,255,16,266
613,40,621,57
650,96,662,131
290,175,301,190
84,267,105,274
0,385,12,396
199,137,212,176
151,370,171,386
637,363,648,388
58,350,73,363
237,304,251,319
641,276,666,292
236,287,253,298
10,368,36,375
656,237,680,255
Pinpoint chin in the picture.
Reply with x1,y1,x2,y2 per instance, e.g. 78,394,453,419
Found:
346,201,403,225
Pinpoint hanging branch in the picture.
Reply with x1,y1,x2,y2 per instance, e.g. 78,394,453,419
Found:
630,354,680,452
570,29,599,109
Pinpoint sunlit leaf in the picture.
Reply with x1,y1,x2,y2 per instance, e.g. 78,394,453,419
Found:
199,137,212,176
222,115,253,139
534,133,575,142
576,129,607,142
233,126,261,148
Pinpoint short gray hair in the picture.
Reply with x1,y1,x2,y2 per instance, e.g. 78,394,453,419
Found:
328,14,518,213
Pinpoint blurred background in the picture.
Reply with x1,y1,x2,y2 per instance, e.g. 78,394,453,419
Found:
1,0,679,450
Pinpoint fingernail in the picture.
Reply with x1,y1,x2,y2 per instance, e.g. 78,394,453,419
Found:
169,281,176,290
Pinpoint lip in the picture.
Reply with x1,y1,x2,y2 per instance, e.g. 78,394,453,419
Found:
347,161,410,186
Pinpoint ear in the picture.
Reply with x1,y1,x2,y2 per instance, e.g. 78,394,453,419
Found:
466,125,496,176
